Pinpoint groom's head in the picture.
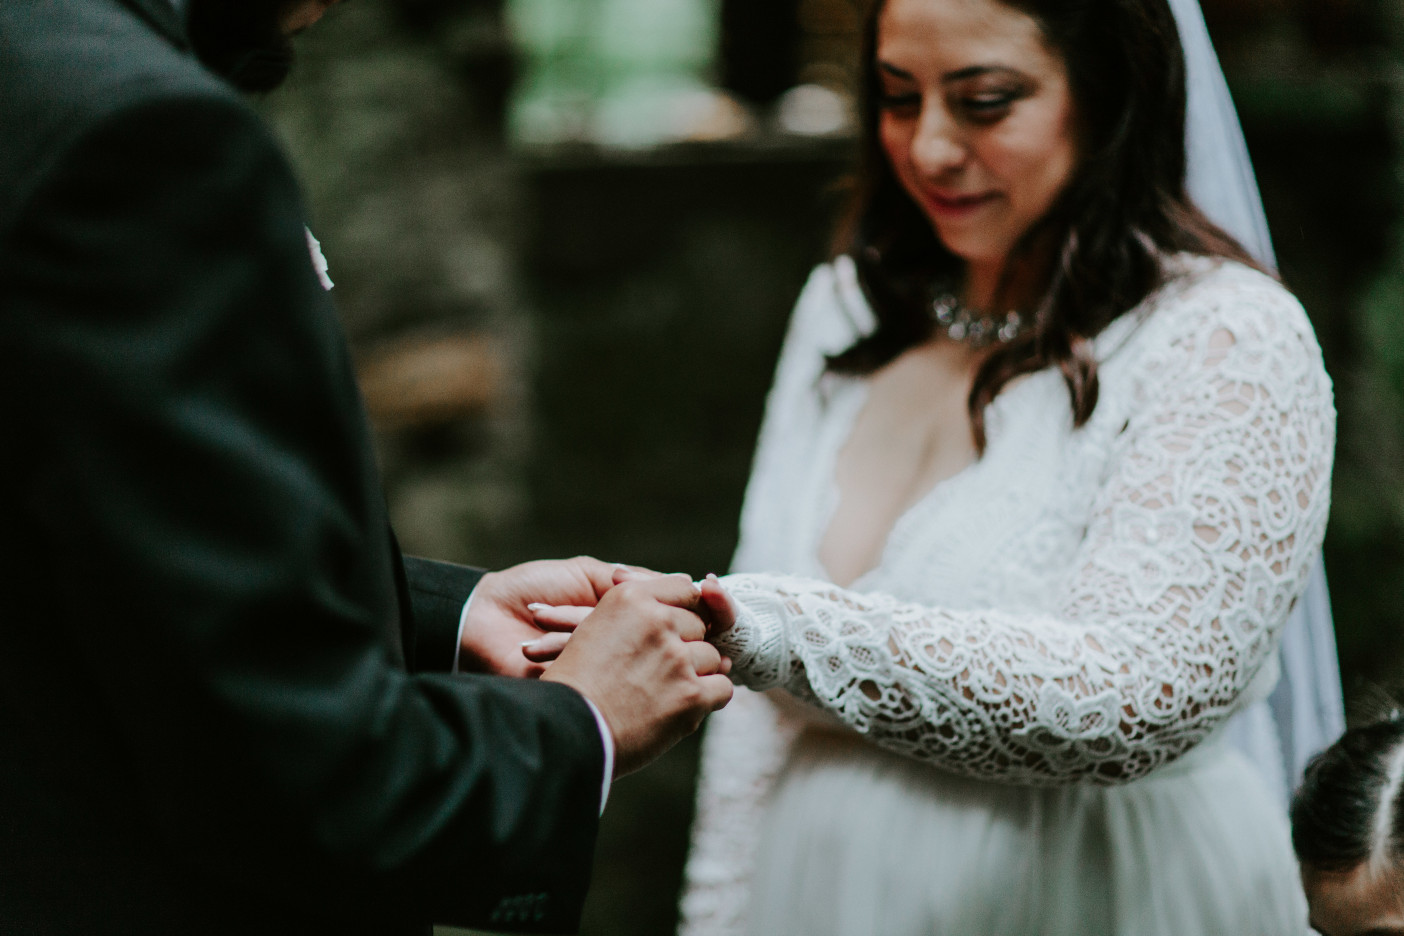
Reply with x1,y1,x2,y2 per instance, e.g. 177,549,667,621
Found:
186,0,342,93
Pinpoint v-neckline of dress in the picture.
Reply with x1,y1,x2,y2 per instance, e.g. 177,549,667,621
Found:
812,378,990,590
802,257,1174,592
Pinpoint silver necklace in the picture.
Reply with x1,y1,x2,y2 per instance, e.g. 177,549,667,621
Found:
930,291,1027,347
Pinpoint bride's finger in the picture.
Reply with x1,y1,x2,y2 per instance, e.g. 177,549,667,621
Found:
699,574,738,635
521,631,572,662
527,603,590,631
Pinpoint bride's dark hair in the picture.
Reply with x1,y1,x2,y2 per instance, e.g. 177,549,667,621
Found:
830,0,1263,450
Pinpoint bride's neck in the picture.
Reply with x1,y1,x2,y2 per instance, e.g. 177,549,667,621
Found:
961,250,1053,316
962,261,1004,312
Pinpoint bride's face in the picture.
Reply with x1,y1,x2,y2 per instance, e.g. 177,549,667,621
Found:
875,0,1078,274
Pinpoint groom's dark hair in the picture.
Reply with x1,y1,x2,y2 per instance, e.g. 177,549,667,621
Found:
186,0,298,93
829,0,1263,452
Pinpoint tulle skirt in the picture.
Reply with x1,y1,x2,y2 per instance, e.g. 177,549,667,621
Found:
746,729,1309,936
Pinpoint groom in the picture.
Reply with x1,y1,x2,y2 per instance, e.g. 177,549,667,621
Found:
0,0,732,933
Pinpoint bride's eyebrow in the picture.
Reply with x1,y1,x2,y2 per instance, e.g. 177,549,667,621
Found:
877,61,916,80
877,61,1018,83
942,65,1017,83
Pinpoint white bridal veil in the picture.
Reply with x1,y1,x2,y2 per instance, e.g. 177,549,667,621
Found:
1169,0,1345,805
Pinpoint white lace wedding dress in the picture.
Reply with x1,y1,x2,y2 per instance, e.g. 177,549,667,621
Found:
679,253,1334,936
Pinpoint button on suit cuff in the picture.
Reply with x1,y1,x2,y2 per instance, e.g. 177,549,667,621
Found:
582,698,614,814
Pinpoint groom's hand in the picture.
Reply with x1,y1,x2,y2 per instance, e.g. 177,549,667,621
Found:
459,557,616,678
543,575,733,777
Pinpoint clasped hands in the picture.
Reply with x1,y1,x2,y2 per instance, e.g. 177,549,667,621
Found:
459,557,739,777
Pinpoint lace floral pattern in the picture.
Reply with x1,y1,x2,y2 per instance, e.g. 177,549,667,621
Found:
679,256,1334,935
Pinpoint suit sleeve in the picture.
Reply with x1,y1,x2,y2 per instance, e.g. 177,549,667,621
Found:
4,90,600,931
401,554,485,673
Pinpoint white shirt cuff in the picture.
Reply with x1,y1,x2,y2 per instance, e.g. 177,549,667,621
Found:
454,594,613,814
452,592,475,674
582,698,615,815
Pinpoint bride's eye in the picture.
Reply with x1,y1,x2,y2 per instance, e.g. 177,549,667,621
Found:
959,93,1016,122
877,90,921,114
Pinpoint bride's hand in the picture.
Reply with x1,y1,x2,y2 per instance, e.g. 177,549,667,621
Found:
520,604,589,663
524,570,737,671
520,564,661,663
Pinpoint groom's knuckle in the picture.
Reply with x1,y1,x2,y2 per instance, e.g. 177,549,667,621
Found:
677,681,703,710
604,581,641,611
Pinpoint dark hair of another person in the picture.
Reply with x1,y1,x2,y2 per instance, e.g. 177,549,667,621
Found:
1291,716,1404,873
186,0,298,94
828,0,1263,451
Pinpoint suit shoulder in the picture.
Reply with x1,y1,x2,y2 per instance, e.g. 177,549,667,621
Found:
0,0,248,231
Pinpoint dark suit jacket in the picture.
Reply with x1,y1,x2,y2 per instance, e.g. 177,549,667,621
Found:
0,0,603,932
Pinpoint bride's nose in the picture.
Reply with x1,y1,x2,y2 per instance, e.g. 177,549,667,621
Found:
909,104,968,178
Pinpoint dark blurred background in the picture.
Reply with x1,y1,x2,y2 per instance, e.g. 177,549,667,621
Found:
259,0,1404,931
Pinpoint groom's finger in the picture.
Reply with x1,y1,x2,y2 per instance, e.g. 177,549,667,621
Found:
611,573,700,611
564,556,619,601
595,576,706,640
685,641,725,677
611,563,668,586
697,674,735,713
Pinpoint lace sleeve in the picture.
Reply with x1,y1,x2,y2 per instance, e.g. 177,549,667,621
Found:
714,280,1335,785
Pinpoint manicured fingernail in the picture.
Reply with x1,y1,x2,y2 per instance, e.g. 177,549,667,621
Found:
527,603,549,612
521,639,541,649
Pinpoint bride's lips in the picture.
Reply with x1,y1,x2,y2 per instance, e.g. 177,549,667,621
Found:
920,190,1000,219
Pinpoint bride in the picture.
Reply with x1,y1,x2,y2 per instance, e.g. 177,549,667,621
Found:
673,0,1335,932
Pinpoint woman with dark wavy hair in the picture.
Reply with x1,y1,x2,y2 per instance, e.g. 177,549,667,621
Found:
674,0,1333,931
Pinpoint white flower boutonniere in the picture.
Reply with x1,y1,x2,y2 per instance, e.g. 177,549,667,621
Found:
304,227,334,290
